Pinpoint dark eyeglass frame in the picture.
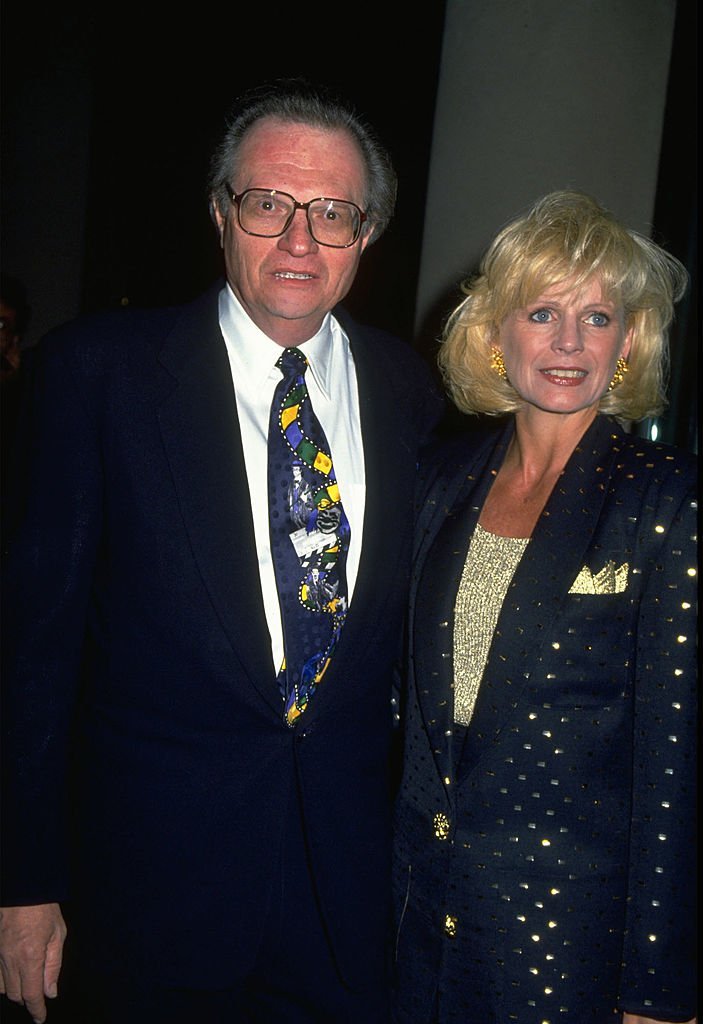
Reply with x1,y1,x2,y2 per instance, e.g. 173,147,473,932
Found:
225,185,367,248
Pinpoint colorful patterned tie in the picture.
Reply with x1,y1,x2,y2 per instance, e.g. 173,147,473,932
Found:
268,346,350,726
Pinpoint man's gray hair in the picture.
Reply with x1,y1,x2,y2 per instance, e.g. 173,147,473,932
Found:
207,78,397,245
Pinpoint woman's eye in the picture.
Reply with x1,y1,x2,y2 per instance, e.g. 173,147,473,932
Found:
585,312,610,326
529,308,552,323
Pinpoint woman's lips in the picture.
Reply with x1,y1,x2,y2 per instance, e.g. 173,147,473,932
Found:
540,367,587,384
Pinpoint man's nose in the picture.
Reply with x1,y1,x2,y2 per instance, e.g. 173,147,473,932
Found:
277,209,318,254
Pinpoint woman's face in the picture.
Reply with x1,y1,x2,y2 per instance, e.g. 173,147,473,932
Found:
497,276,633,416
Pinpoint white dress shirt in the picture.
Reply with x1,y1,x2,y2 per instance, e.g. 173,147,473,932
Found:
218,283,365,674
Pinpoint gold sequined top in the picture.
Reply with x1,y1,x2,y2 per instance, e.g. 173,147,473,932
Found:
453,523,529,725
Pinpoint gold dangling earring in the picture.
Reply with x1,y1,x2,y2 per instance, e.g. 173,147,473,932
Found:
491,346,508,379
608,356,629,391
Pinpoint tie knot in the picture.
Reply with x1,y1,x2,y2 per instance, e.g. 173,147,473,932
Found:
277,346,308,376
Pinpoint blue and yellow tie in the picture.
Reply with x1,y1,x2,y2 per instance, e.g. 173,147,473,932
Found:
267,346,350,726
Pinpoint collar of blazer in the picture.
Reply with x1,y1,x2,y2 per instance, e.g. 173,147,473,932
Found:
412,414,627,787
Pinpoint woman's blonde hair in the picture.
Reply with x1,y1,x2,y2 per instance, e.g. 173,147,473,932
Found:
438,190,689,420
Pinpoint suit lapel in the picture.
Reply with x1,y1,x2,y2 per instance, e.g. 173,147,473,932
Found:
295,322,421,723
347,331,406,615
156,289,280,714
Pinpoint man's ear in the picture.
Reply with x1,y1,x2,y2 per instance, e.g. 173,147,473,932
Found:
359,223,375,253
210,200,226,247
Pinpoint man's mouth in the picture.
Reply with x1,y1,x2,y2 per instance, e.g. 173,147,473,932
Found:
274,271,314,280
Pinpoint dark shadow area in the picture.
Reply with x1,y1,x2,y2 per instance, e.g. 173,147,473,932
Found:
643,0,698,453
1,2,448,347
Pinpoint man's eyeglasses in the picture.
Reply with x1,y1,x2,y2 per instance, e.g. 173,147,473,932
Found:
225,186,367,248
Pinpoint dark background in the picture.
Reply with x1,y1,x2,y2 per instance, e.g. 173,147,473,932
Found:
1,1,698,451
1,2,448,342
646,0,698,452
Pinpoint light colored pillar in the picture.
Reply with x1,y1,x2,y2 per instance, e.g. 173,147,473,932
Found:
415,0,677,343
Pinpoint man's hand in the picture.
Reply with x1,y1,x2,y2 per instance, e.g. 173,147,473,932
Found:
0,904,67,1023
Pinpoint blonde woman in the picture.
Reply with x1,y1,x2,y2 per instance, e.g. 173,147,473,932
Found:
393,191,697,1024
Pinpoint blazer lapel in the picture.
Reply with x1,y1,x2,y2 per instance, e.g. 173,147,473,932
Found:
156,289,280,713
457,416,623,778
411,428,507,788
412,491,479,785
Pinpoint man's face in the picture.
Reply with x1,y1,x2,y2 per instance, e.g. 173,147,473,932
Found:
213,117,373,347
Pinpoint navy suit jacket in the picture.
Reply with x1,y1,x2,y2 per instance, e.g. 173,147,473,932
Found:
1,283,444,989
393,415,697,1022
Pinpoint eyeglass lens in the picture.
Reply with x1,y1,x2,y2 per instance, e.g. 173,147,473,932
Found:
238,190,361,246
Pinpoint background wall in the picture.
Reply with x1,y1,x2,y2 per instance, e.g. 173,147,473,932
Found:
1,0,697,451
417,0,674,333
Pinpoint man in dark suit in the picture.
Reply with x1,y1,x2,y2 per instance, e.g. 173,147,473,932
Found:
0,80,443,1023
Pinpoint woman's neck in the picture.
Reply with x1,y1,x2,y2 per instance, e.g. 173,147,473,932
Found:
478,408,598,538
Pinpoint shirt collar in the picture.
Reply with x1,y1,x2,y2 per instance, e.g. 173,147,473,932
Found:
218,283,338,398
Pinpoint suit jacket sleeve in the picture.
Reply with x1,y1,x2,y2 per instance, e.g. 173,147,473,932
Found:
1,326,104,904
617,454,698,1018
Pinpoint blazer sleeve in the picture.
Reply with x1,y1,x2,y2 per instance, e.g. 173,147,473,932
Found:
617,458,698,1019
